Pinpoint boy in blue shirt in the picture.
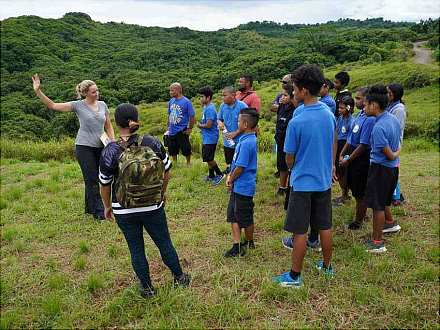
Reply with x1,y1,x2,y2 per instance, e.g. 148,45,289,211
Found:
363,85,401,253
333,95,354,205
218,86,248,174
273,65,336,287
319,78,336,114
197,86,224,185
333,71,351,119
339,88,376,230
167,82,195,166
224,108,259,257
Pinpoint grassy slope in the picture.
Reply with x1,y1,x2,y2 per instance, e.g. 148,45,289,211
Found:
0,60,439,328
0,150,438,328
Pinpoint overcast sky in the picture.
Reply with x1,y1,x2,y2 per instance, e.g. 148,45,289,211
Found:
0,0,439,31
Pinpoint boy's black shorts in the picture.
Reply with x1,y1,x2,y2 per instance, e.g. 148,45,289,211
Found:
168,130,192,157
276,141,288,172
227,192,254,228
224,146,235,165
284,189,332,235
202,144,217,162
347,147,370,199
365,163,399,211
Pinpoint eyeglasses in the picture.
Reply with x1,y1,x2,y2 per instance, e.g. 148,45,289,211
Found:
281,81,289,84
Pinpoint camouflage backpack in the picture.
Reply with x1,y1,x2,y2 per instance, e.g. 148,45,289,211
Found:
115,136,164,208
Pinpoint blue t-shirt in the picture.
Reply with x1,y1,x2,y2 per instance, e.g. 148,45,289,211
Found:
347,110,376,148
320,95,336,114
200,103,219,145
218,100,247,147
168,96,195,136
370,111,401,168
231,133,258,197
336,115,353,141
284,102,336,192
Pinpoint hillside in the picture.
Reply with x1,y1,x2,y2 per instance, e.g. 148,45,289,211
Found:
1,13,438,140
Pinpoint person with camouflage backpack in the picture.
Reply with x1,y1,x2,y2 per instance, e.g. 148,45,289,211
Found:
99,103,190,297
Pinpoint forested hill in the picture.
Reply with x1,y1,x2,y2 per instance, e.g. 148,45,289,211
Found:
1,13,438,140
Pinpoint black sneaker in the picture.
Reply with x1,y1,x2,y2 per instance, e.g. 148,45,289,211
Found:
347,221,362,230
139,285,156,298
224,245,246,257
382,221,401,234
277,187,288,195
174,273,191,287
240,240,255,249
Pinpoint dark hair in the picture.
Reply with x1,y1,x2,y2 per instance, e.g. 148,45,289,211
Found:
283,85,294,97
241,74,253,87
239,107,259,128
291,64,325,96
366,84,388,110
340,95,355,114
356,87,368,96
199,86,213,100
335,71,350,87
115,103,140,133
387,83,404,103
323,78,334,89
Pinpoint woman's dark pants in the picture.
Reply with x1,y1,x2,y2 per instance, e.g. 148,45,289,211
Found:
75,145,104,218
115,207,183,289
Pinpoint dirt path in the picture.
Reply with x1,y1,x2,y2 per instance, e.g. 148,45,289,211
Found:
413,41,433,64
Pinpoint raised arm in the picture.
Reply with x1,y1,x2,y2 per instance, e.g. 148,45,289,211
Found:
32,74,72,112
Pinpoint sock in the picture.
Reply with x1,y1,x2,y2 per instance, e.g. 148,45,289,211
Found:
323,262,331,270
209,168,215,178
290,270,301,280
214,165,222,175
373,239,383,244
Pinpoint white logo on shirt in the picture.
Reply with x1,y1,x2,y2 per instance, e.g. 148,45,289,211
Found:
342,126,346,133
352,124,359,133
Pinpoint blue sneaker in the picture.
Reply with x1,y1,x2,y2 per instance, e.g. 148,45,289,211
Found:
204,175,214,182
282,236,293,250
212,174,225,186
365,240,387,253
307,239,322,252
315,260,334,277
272,271,302,288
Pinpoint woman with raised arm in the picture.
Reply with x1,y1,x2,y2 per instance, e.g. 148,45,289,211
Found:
32,74,115,220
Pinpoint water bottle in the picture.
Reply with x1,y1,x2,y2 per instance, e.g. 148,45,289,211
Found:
223,128,235,147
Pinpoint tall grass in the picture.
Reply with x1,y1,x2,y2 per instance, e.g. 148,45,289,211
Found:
1,138,75,162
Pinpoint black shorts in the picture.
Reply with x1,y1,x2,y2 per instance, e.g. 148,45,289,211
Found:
227,192,254,228
335,139,347,175
346,147,370,198
202,144,217,162
284,189,332,235
168,130,192,157
276,141,288,172
224,146,235,165
365,163,399,211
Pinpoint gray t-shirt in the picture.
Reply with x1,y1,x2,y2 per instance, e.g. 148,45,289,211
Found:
70,100,109,147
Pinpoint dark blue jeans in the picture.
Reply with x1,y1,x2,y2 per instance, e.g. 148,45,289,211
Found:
116,207,183,289
75,145,104,218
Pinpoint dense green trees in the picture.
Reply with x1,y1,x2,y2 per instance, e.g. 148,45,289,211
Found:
0,14,437,140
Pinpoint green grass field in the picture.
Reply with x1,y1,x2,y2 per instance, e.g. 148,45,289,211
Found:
0,147,438,328
1,58,439,328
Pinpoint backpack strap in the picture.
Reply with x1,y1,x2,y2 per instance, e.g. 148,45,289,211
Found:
239,91,253,102
117,134,142,150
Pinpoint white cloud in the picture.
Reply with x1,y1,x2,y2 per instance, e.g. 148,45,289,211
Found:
0,0,438,31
